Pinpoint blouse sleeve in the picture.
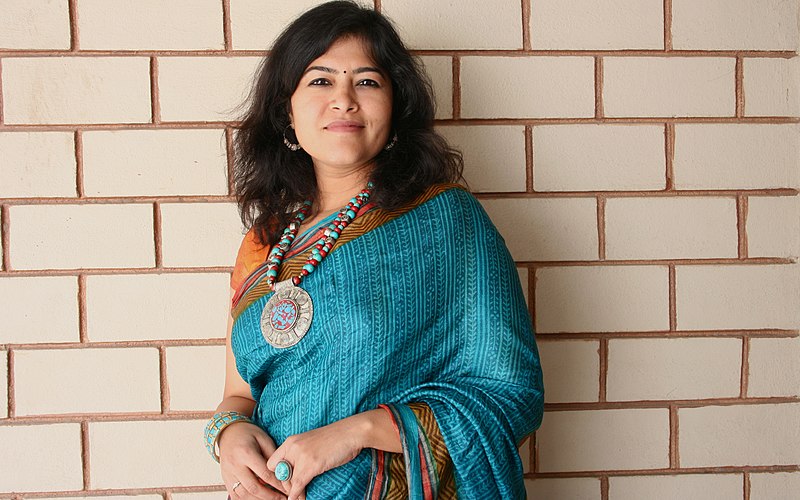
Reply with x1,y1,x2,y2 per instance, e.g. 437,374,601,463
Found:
230,228,270,293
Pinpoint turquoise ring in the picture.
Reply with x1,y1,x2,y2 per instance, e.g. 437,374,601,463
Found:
275,460,292,482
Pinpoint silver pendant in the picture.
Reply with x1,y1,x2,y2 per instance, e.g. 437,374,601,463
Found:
260,280,314,348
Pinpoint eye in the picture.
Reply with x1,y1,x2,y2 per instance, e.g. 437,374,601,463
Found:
356,79,380,87
308,78,331,86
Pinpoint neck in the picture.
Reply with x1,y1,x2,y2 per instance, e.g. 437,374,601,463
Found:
313,163,372,212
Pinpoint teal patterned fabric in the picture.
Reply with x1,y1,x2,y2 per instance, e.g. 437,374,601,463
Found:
231,187,544,499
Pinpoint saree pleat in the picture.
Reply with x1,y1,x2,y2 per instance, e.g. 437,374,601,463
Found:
230,185,544,499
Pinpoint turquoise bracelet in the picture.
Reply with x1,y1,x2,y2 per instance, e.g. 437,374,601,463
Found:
204,411,252,462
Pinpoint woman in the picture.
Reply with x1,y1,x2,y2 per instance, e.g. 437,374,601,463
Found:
205,2,544,499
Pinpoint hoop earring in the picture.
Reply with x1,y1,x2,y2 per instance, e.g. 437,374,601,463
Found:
283,125,302,151
384,132,398,151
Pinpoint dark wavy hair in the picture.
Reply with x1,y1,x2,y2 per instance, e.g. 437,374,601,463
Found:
233,0,463,246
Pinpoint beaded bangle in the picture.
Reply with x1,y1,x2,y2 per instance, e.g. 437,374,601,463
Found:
204,411,252,463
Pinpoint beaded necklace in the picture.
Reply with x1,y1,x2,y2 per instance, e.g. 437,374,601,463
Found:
260,183,373,349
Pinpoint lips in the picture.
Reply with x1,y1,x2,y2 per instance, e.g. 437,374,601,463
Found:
324,120,364,132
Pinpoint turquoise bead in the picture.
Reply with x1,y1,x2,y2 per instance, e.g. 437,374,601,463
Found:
303,264,314,273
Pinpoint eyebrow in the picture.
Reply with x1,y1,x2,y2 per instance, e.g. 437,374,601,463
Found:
303,65,385,76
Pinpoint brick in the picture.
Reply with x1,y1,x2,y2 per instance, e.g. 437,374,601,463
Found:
538,340,599,403
747,196,800,258
673,0,800,50
14,348,160,415
0,0,70,50
160,203,244,267
382,0,522,49
0,352,6,418
518,435,531,473
750,472,800,499
0,132,76,198
0,423,82,492
744,57,800,117
167,345,226,411
172,493,226,500
90,420,221,488
82,129,228,196
609,474,742,500
680,403,800,467
605,197,738,259
676,264,800,330
536,266,670,333
533,124,666,192
517,267,529,307
0,276,78,344
9,204,154,270
39,497,162,500
603,58,735,118
537,409,670,471
674,124,800,189
481,198,598,261
2,57,151,125
437,126,526,192
748,337,800,397
419,56,453,119
525,478,601,499
531,0,663,50
607,338,741,401
86,273,230,341
79,0,223,50
229,0,371,50
461,57,595,118
158,57,262,122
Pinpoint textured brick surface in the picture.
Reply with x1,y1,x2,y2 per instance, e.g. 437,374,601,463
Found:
672,0,800,50
481,198,598,262
605,197,738,259
0,424,82,492
78,0,223,50
676,264,800,330
531,0,663,50
157,57,263,122
382,0,522,49
461,57,595,118
604,58,736,117
0,132,76,198
0,276,79,344
437,126,526,192
537,409,670,471
537,340,600,403
525,477,601,499
419,56,453,119
607,338,742,401
746,196,800,258
14,348,161,415
608,474,743,500
536,266,670,333
82,129,228,196
680,403,800,467
744,57,800,117
673,124,800,189
86,274,230,341
2,57,151,125
160,203,243,267
9,204,155,270
166,345,226,411
533,125,666,192
749,472,800,499
90,420,220,488
748,337,800,397
0,352,6,418
0,0,70,50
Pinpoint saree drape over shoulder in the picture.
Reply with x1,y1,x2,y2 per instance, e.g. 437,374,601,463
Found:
230,184,544,499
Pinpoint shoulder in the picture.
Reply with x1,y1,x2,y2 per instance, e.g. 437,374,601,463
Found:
230,227,270,291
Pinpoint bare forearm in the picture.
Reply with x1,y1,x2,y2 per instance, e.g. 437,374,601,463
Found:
352,408,402,454
215,395,257,416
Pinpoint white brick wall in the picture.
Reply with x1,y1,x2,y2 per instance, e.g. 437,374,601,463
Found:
2,0,798,497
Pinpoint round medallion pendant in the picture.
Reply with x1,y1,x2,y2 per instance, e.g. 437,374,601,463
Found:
261,280,313,348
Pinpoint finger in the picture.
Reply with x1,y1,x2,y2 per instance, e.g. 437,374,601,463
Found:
237,467,281,500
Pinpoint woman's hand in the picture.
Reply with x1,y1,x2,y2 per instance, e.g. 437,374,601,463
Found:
266,409,401,500
219,421,288,500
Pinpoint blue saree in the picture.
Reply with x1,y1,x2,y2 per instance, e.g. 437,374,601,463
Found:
230,184,544,499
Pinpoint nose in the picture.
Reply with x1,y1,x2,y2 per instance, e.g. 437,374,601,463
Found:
330,84,358,112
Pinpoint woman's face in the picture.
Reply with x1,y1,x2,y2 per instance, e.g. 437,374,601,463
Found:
289,37,393,174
